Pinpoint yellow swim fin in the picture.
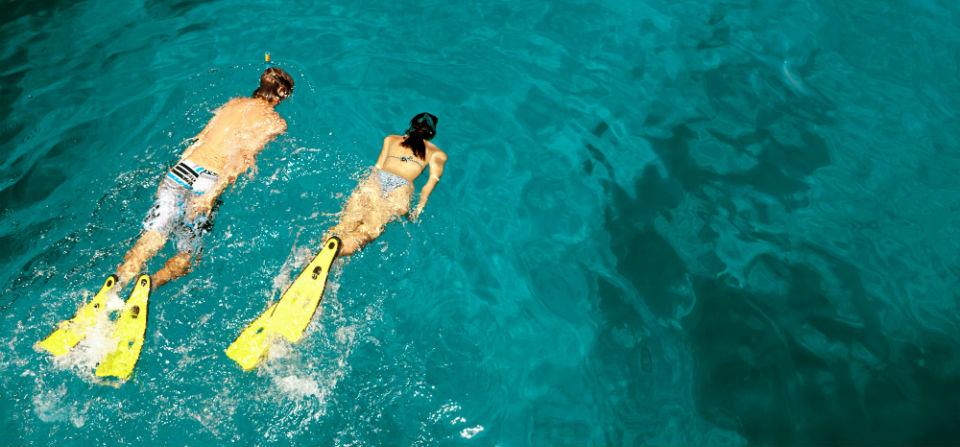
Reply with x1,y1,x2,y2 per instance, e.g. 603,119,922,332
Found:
37,275,117,357
270,237,342,343
95,274,151,381
225,236,341,370
224,302,278,371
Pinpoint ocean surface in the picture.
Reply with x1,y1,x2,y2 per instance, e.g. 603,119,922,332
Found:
1,0,959,445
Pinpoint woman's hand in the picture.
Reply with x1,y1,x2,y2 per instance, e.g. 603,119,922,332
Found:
409,204,424,222
410,149,445,223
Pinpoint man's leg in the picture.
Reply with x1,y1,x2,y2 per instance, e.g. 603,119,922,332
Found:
154,197,217,288
118,178,184,288
152,251,194,288
116,230,168,288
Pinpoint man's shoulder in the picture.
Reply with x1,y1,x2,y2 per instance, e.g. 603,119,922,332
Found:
222,97,246,107
262,106,285,133
212,97,245,115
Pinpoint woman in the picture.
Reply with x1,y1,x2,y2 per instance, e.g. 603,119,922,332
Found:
329,112,447,256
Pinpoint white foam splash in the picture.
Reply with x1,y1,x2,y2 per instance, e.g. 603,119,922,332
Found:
32,383,68,422
268,236,314,300
45,290,125,379
460,425,484,439
273,374,323,400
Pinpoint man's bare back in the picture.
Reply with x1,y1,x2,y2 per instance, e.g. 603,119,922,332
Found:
184,97,286,180
181,97,287,216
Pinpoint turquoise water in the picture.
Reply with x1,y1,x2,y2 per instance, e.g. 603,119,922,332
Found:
2,0,960,445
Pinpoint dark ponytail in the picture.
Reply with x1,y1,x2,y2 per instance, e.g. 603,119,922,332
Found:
400,112,438,160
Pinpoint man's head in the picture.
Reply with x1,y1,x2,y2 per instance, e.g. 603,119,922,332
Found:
252,67,294,104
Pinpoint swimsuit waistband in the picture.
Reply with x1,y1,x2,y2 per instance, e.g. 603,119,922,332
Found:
375,168,409,183
167,160,219,194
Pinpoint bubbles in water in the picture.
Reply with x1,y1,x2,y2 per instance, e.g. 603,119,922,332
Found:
267,237,315,300
186,388,240,438
29,378,93,428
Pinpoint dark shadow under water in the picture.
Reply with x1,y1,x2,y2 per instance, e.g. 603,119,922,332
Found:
595,138,960,444
586,14,960,441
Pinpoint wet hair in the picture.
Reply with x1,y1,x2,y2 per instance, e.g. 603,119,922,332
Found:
252,67,294,103
400,112,438,160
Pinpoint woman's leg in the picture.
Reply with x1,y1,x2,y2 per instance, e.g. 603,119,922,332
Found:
332,191,368,235
328,175,379,255
336,185,412,256
331,196,375,256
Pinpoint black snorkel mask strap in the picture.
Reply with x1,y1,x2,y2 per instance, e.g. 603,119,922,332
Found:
420,113,438,131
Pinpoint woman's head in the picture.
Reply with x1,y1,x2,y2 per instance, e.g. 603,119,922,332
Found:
400,112,438,159
252,67,294,104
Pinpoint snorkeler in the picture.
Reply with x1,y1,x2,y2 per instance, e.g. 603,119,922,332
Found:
224,113,447,371
116,67,294,289
328,112,448,256
38,68,294,376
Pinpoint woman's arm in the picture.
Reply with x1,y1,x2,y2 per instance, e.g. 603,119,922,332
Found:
410,149,447,221
374,136,393,169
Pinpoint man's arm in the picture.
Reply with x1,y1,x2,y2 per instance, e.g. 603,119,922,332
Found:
180,103,230,160
179,127,209,161
410,149,447,221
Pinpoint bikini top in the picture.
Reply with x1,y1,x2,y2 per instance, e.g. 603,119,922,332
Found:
385,147,440,182
388,154,425,168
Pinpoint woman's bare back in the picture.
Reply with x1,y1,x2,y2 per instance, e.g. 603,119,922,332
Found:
379,135,439,182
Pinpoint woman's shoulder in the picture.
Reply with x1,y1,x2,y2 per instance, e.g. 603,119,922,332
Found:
426,141,447,161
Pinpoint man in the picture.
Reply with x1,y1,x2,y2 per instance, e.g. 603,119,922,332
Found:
117,67,293,289
38,67,295,369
